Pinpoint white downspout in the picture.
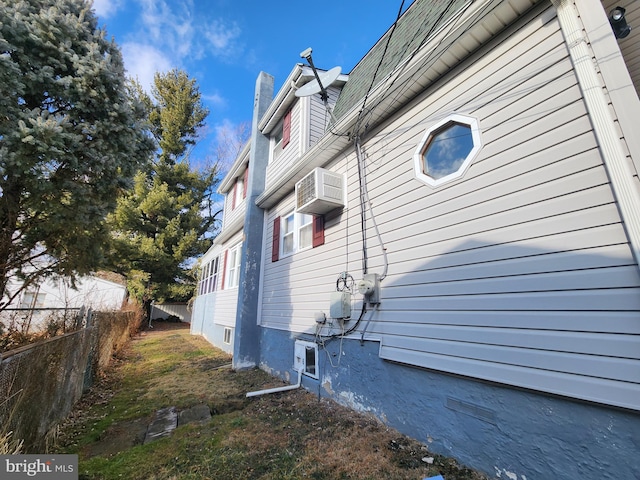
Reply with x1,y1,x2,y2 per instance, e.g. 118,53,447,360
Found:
552,0,640,268
246,369,303,398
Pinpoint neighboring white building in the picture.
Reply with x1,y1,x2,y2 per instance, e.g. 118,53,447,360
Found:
2,273,127,331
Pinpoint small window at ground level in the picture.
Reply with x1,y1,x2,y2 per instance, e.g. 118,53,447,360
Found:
414,114,481,187
223,327,232,344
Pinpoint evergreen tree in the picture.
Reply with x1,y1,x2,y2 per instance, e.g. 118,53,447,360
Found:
108,70,220,307
0,0,153,308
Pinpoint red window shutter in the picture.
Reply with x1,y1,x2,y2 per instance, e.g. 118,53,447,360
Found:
282,110,291,149
243,167,249,199
312,215,325,248
231,183,237,210
272,217,280,262
220,250,228,290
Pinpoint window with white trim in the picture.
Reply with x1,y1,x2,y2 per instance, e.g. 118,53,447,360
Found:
223,327,232,344
270,109,291,163
20,289,46,309
198,256,219,295
413,114,482,187
271,120,284,163
226,243,242,289
234,177,244,208
281,211,313,257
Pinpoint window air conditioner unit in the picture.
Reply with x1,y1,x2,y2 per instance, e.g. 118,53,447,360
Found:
295,167,344,215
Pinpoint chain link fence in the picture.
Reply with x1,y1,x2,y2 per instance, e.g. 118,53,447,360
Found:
0,309,142,452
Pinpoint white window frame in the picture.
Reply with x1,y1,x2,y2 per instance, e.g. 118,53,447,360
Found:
223,327,232,345
294,340,319,379
235,177,244,208
280,211,313,258
413,113,482,187
207,256,219,293
20,289,46,309
198,256,219,295
226,243,242,289
270,119,284,164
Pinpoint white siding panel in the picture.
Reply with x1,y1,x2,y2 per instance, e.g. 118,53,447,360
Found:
378,289,640,312
378,324,640,360
212,289,239,328
223,197,245,230
379,346,640,411
309,86,340,147
381,335,640,383
366,310,640,334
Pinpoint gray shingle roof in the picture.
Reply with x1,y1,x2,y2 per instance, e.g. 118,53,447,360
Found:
332,0,471,121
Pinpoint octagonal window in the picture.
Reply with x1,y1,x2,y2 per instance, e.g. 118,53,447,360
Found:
413,114,481,187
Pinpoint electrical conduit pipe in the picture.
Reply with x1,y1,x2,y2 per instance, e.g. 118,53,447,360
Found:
246,369,303,398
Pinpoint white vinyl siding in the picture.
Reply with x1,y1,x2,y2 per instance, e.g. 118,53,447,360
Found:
259,5,640,410
261,194,345,330
308,86,341,147
267,106,301,187
191,230,242,346
222,182,245,230
266,86,342,190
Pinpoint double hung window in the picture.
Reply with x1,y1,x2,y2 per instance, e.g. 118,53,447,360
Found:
272,213,324,262
281,211,313,257
198,257,219,295
226,243,242,289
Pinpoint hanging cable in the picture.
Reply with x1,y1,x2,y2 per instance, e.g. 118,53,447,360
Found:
356,142,389,281
355,0,469,142
355,136,368,275
355,0,406,134
315,303,367,344
360,303,380,345
364,0,487,134
336,272,355,292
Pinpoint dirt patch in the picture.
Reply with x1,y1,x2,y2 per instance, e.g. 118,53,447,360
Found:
82,417,148,458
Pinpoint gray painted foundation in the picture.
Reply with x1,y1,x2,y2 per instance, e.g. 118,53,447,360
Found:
258,327,640,480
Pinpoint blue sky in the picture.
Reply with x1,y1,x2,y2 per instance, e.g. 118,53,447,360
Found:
91,0,415,163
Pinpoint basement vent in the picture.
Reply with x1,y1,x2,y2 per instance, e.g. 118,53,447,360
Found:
445,397,496,424
295,167,344,215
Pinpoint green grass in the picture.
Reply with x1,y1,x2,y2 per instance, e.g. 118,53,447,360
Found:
56,323,487,480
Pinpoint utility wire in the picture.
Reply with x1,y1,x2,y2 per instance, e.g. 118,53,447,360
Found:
354,0,406,137
364,0,499,139
355,136,368,275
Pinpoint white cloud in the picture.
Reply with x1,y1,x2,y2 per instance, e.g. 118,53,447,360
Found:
130,0,242,63
202,92,226,109
134,0,200,59
90,0,123,18
121,42,173,92
204,20,242,58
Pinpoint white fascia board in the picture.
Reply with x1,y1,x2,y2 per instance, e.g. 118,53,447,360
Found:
258,64,307,134
215,215,245,245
